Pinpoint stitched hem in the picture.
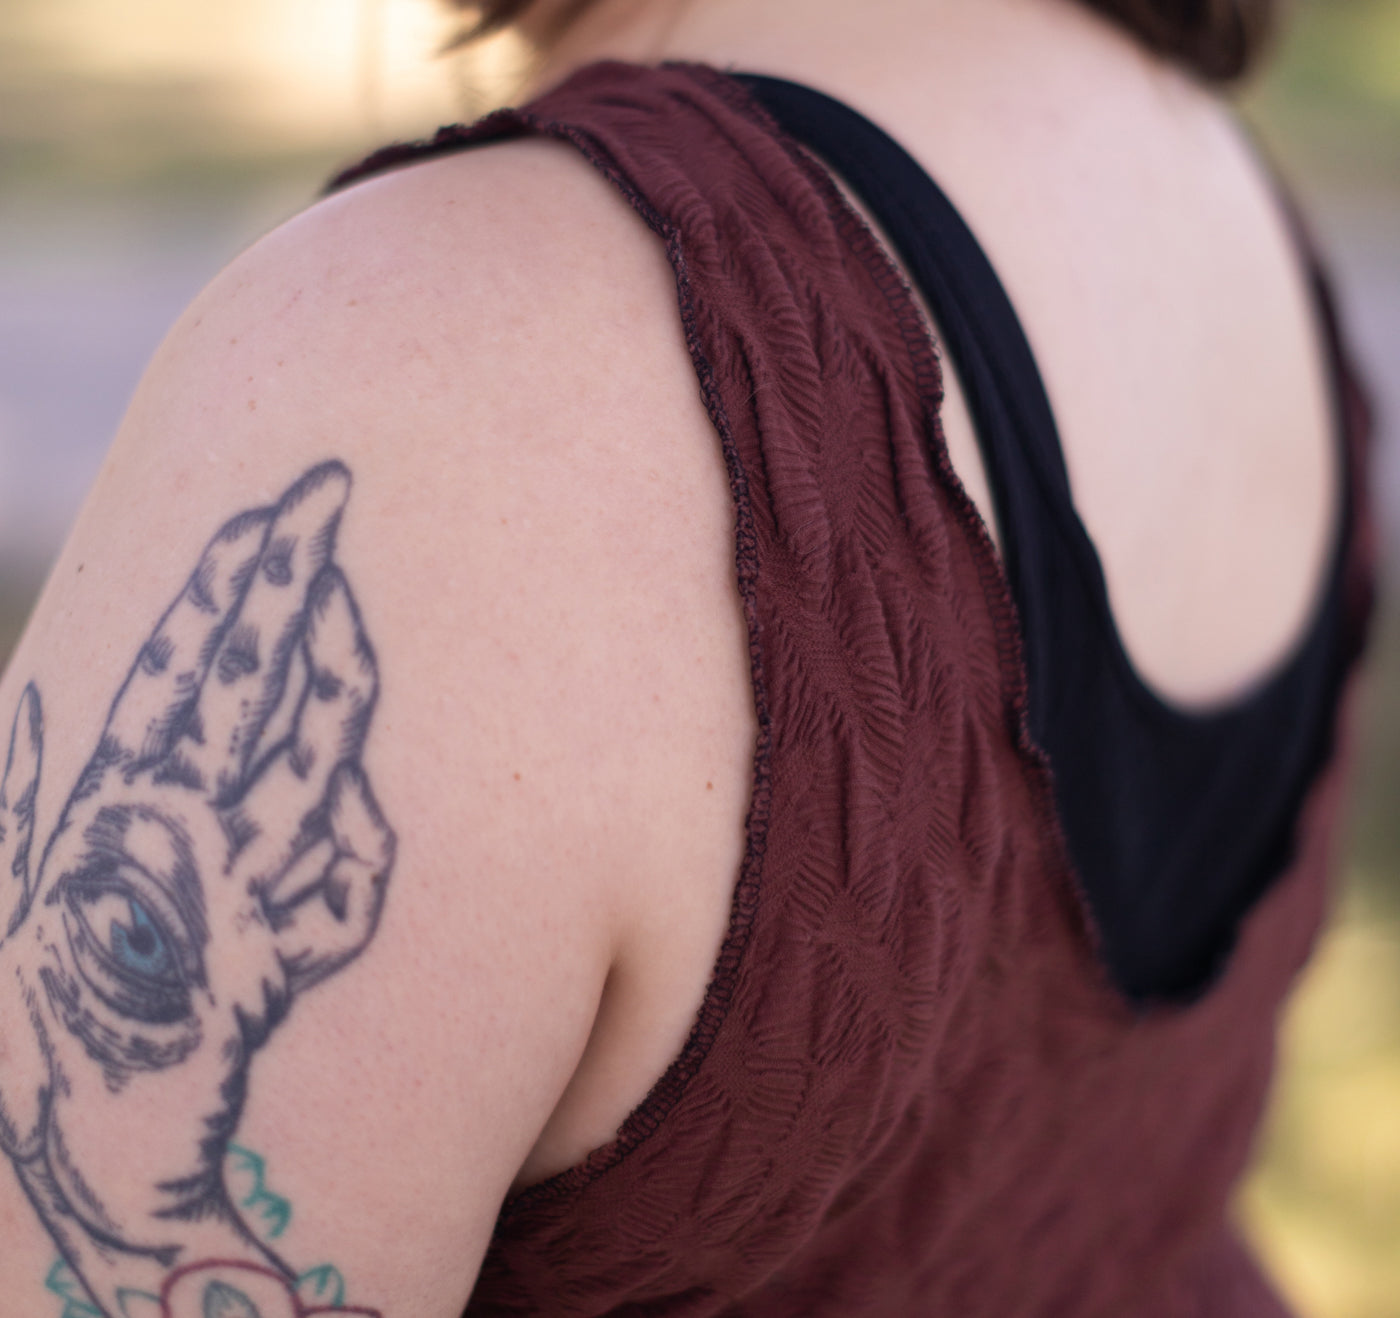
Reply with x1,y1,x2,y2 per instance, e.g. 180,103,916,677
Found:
331,100,777,1226
502,113,776,1225
696,64,1126,1014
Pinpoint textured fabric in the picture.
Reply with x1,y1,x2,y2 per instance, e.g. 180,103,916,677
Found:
732,72,1355,1006
333,61,1376,1318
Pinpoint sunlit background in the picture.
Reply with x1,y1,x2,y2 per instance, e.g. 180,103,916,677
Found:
1,1,1398,1313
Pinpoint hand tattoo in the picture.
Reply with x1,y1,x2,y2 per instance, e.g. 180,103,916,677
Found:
0,463,393,1318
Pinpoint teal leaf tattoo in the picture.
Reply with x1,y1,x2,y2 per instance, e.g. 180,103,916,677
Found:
50,1154,369,1317
296,1264,347,1308
201,1282,261,1318
225,1143,292,1240
117,1288,163,1318
44,1260,103,1318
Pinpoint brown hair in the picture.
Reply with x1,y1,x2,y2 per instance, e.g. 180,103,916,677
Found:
1076,0,1280,82
447,0,1281,84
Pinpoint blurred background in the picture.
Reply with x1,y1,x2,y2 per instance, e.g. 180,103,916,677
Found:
0,0,1397,1311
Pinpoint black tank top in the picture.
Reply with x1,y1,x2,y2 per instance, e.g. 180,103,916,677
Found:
735,72,1352,1004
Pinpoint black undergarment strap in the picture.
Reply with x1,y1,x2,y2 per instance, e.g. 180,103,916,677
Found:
734,71,1351,1003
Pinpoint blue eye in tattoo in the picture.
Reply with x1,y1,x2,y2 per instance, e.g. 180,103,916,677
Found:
107,897,178,980
66,881,190,1023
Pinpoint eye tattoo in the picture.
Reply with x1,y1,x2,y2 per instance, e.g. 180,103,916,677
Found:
78,890,179,984
63,879,191,1025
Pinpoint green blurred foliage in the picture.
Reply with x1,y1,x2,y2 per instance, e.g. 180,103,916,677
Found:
1281,0,1400,108
1245,0,1400,182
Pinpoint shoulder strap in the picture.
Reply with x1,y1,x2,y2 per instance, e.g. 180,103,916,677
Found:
728,71,1371,1001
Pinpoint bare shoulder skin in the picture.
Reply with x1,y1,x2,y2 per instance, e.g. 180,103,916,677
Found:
0,138,753,1316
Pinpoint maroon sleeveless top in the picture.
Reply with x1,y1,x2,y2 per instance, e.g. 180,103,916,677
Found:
334,62,1376,1317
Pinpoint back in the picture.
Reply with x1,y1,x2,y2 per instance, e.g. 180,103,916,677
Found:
480,0,1361,1217
658,0,1341,709
328,58,1372,1316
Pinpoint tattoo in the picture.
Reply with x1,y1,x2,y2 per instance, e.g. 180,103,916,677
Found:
0,464,393,1317
225,1146,292,1242
49,1143,364,1317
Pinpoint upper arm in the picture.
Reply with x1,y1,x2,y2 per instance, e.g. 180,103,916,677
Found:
0,139,750,1317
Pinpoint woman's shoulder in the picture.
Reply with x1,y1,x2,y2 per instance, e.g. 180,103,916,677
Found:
0,122,754,1313
90,128,746,919
194,132,678,429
